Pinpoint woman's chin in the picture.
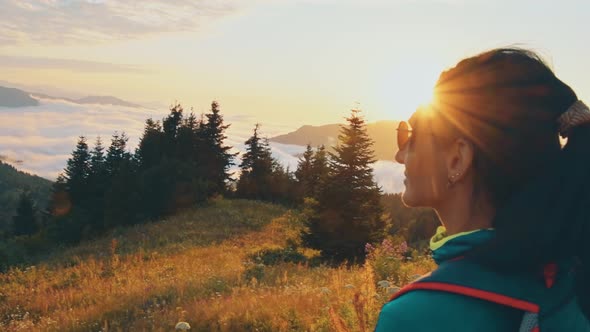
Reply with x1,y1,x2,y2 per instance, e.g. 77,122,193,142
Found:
401,189,418,207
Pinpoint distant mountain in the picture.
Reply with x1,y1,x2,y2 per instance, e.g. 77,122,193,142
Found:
0,86,39,107
270,120,400,161
272,124,341,147
31,92,143,108
74,96,142,108
0,161,53,236
0,84,143,108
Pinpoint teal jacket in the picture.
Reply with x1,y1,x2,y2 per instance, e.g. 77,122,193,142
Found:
375,227,589,331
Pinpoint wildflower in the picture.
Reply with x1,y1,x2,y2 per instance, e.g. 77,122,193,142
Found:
394,241,408,257
175,321,191,330
364,243,375,254
381,239,394,254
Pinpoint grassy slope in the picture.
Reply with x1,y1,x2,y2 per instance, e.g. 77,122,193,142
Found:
0,199,433,331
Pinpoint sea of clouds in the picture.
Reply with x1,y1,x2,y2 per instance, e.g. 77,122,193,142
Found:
0,97,405,193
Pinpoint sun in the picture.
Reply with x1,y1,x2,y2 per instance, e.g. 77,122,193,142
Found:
373,59,443,120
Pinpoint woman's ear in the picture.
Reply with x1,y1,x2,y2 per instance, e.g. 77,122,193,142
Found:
446,137,474,183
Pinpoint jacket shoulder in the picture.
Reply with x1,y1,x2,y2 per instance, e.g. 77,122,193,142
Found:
375,289,522,332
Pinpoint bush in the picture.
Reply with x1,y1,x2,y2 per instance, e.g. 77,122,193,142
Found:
247,246,307,266
365,237,434,286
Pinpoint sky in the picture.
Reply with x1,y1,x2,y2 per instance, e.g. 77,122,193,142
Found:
0,0,589,191
1,0,589,126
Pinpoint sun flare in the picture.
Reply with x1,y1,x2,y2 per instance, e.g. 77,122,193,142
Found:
373,59,443,121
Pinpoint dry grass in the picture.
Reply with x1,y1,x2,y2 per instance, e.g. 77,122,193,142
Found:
0,198,434,331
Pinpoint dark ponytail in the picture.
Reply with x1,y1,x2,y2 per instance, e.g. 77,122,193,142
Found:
566,124,590,316
482,122,590,318
434,48,590,318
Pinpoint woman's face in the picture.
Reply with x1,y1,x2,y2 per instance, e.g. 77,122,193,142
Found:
395,112,451,208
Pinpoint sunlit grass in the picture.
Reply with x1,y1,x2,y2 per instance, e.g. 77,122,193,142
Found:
0,198,434,331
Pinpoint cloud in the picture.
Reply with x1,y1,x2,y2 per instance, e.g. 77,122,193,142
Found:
0,55,149,74
0,97,405,192
0,0,247,44
0,97,165,178
373,161,406,193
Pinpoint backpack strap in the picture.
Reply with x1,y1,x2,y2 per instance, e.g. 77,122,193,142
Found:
387,258,583,332
388,280,541,332
388,258,548,332
389,281,540,313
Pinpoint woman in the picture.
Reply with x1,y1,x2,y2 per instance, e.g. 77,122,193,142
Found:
375,48,590,331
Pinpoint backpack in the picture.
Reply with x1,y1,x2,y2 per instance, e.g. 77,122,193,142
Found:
388,257,590,331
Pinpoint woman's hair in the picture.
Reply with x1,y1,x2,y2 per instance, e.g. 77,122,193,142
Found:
433,48,590,314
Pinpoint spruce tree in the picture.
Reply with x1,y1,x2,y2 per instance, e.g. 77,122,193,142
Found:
89,137,106,174
87,137,107,231
176,111,201,165
310,145,330,198
303,109,386,263
162,103,183,158
202,101,236,196
12,191,37,236
295,144,314,199
105,132,131,177
104,132,138,228
64,136,91,205
236,124,275,200
136,118,164,170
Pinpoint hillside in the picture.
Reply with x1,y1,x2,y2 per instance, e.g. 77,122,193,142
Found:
0,199,434,331
0,86,39,107
270,120,400,161
0,161,52,235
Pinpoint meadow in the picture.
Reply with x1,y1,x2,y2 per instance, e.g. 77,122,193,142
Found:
0,199,434,331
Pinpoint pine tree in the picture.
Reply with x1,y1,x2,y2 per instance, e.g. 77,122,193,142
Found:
162,103,183,159
89,137,106,175
12,191,37,236
202,101,237,196
236,124,275,200
295,144,314,199
136,118,165,170
104,132,139,228
303,109,386,263
87,137,107,231
64,136,91,205
176,112,200,161
105,132,131,177
310,145,330,198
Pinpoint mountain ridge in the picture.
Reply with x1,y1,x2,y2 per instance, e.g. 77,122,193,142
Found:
0,84,143,108
270,120,400,161
31,92,143,108
0,86,39,107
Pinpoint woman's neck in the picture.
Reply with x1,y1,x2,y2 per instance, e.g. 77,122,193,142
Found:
435,186,495,235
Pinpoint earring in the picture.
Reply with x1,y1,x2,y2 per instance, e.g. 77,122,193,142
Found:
447,172,461,188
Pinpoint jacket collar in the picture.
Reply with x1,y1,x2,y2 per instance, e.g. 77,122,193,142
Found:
430,226,495,265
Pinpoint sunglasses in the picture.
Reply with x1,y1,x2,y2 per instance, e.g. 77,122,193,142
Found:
396,121,413,150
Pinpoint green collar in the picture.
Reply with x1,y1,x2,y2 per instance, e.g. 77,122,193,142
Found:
430,226,495,265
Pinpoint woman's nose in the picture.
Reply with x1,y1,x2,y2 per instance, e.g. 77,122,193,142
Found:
395,147,406,164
